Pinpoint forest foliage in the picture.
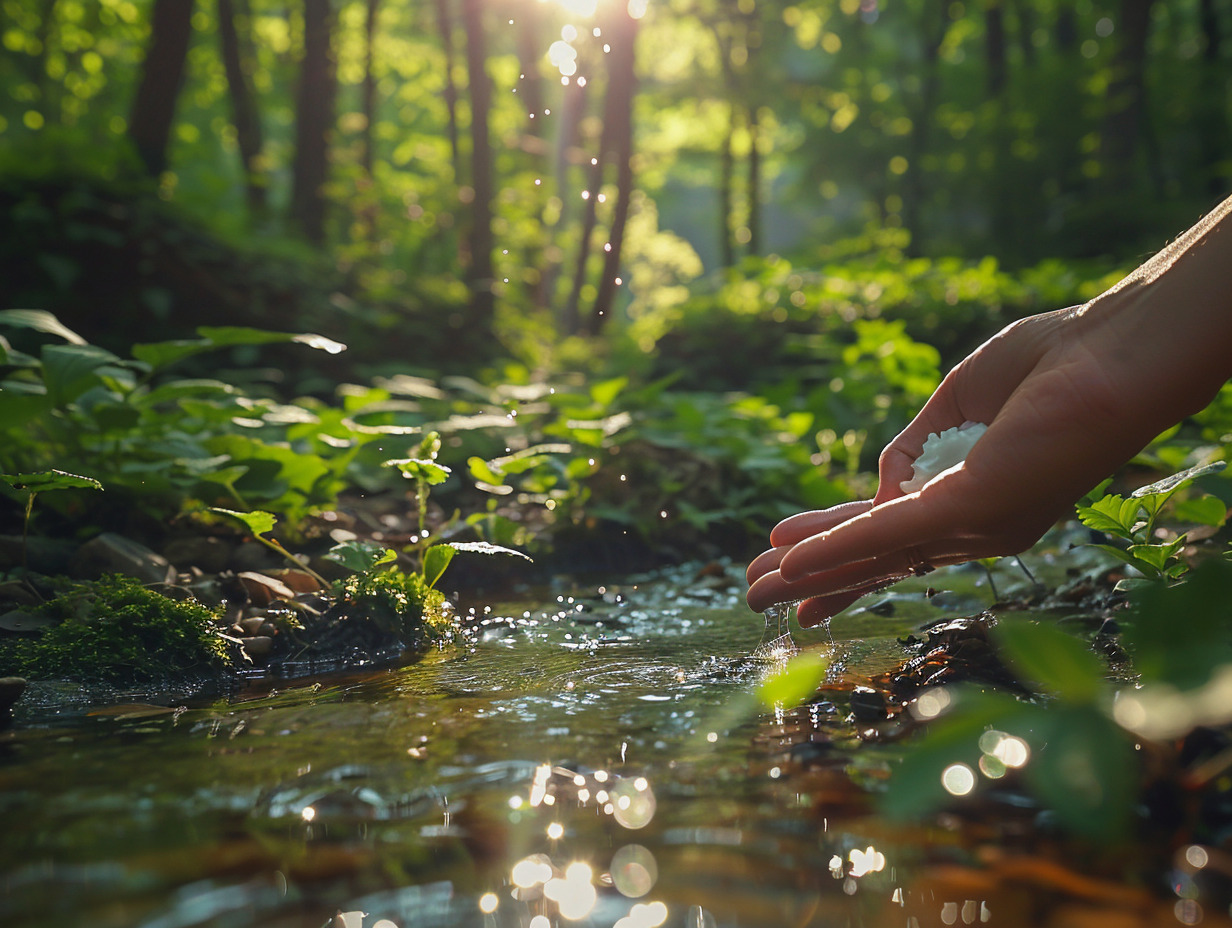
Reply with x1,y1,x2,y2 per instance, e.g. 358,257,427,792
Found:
2,0,1232,556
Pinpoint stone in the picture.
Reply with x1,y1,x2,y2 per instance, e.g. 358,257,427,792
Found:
241,636,273,659
0,677,27,716
161,535,232,573
237,571,296,606
267,568,323,594
73,533,175,585
229,541,280,573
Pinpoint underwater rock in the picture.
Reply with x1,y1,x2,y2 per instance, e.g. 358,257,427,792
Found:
74,533,175,585
0,676,26,717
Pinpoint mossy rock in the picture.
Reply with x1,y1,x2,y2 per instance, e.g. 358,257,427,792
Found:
0,574,230,685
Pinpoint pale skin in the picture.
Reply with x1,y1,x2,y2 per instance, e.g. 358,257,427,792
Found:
747,193,1232,627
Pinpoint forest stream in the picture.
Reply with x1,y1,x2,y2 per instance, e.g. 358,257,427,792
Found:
0,538,1225,928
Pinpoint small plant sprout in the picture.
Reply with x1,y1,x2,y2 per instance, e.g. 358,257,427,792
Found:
208,507,331,587
1,470,102,582
383,430,451,565
1076,460,1228,590
900,421,988,493
382,432,532,590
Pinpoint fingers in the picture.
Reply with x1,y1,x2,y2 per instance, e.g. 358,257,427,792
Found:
796,583,887,627
777,490,953,583
748,546,952,612
768,500,874,547
745,544,788,586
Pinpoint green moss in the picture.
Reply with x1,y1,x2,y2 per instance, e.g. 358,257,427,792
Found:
335,567,454,646
0,575,230,684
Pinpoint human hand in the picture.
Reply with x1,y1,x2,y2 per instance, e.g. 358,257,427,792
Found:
746,293,1226,627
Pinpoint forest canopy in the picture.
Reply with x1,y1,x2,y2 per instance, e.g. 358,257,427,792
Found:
2,0,1228,365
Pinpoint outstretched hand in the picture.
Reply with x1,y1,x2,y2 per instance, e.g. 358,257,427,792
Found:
746,280,1231,627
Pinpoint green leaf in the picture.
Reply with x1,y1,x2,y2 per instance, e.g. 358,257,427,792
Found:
197,326,346,355
992,617,1106,702
590,376,628,408
325,540,397,573
468,455,506,485
1172,494,1228,528
0,309,86,345
757,651,829,709
1131,460,1227,498
1024,705,1136,841
385,457,451,485
447,541,533,561
133,328,347,372
880,690,1029,820
1075,494,1138,538
210,507,278,538
41,343,121,406
1123,557,1232,691
0,390,51,432
1,470,102,493
1126,539,1185,573
422,544,456,589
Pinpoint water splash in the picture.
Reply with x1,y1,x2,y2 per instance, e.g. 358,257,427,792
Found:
753,604,798,662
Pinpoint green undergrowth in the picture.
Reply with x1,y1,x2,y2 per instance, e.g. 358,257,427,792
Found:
335,567,453,646
0,574,230,685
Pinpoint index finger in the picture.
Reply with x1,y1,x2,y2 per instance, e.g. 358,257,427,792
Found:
778,480,967,582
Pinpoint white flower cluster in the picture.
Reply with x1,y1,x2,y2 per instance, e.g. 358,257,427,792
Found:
900,421,988,493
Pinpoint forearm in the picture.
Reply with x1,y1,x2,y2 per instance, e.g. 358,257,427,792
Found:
1076,194,1232,424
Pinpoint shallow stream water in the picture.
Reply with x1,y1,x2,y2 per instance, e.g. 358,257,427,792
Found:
0,546,1197,928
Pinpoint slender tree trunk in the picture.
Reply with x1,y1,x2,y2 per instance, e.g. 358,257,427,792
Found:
515,0,544,136
746,103,761,257
588,9,638,333
218,0,266,213
434,0,461,178
35,0,59,122
361,0,379,179
1055,6,1077,52
289,0,337,244
1100,0,1157,187
461,0,495,328
128,0,194,176
984,0,1007,97
900,0,948,254
545,76,587,322
562,131,605,335
718,109,735,267
1012,0,1035,66
1199,0,1229,196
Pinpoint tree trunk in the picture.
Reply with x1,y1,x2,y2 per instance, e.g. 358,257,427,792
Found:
127,0,194,176
290,0,337,244
515,0,544,136
1100,0,1157,186
588,9,638,333
35,0,60,122
900,0,948,254
218,0,266,213
1055,6,1076,52
1198,0,1229,196
361,0,379,180
984,0,1007,97
544,76,587,323
1012,0,1035,66
746,103,761,257
461,0,495,328
434,0,462,178
718,110,735,267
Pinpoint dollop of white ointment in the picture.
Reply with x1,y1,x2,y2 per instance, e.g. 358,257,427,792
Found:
900,421,988,493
